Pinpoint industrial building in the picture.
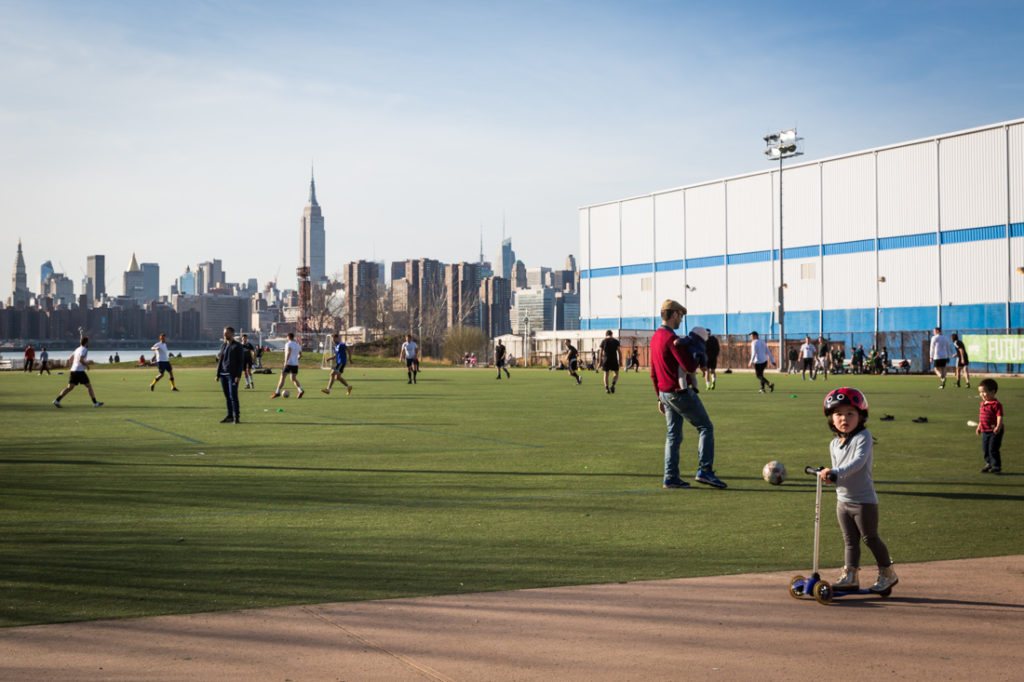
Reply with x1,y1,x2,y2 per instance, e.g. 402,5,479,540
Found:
578,118,1024,368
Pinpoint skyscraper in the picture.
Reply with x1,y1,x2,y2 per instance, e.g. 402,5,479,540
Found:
40,260,54,290
123,252,146,304
480,275,512,338
301,171,326,286
87,255,106,300
141,262,160,303
344,260,381,328
178,266,196,295
497,238,515,280
8,239,31,307
445,262,483,329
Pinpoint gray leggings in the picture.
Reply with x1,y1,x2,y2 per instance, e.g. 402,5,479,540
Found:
837,501,892,568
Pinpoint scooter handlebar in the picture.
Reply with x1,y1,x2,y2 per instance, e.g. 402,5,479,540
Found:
805,466,837,482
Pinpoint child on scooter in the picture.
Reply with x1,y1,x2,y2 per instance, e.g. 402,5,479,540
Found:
820,387,898,593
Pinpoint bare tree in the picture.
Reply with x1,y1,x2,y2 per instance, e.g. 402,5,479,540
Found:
306,275,345,337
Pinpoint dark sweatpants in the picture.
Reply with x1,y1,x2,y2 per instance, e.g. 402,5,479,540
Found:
836,501,892,568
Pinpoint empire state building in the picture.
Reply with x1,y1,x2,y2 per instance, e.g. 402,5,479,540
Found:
300,172,326,285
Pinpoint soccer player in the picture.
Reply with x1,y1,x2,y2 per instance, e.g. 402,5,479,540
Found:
598,330,621,393
494,339,510,379
322,332,353,395
400,334,419,384
240,334,256,389
271,332,305,398
149,333,179,391
53,337,102,408
563,339,582,385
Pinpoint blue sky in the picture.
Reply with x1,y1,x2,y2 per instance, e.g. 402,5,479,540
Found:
2,0,1023,297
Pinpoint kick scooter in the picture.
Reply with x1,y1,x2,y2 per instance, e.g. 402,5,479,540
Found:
788,466,894,605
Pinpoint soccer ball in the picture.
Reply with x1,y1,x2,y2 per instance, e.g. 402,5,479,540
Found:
282,389,290,398
762,460,786,485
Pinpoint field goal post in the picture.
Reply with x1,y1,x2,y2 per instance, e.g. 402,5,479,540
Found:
319,332,336,370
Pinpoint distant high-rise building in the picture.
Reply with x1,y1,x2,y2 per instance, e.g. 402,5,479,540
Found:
565,254,577,272
141,262,159,303
197,260,223,294
42,272,75,308
526,266,551,289
301,171,326,286
554,292,580,330
123,252,146,304
445,262,483,329
480,276,512,338
511,260,528,289
496,238,515,280
178,266,196,295
8,239,31,307
391,258,444,334
87,254,106,300
40,260,54,290
344,260,382,328
513,288,555,333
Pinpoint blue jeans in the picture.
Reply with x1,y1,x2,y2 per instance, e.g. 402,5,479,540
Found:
982,430,1003,469
659,389,715,481
220,373,240,417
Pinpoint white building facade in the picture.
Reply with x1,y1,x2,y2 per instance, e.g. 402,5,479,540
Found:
579,119,1024,363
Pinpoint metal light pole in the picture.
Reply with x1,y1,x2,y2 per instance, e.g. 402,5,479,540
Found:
763,129,803,368
523,314,531,366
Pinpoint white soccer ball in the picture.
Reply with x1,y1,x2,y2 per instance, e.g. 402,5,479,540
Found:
762,460,786,485
282,389,290,398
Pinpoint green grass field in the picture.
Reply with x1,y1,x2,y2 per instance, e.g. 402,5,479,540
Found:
2,363,1021,627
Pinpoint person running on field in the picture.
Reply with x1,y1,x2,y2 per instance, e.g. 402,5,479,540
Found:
149,333,179,391
704,330,720,389
38,347,51,375
748,331,775,393
629,347,640,372
53,337,102,408
494,339,510,379
815,336,831,380
271,332,304,398
240,334,256,389
929,327,952,389
599,330,622,394
322,332,353,395
400,334,419,384
820,387,898,595
563,339,582,385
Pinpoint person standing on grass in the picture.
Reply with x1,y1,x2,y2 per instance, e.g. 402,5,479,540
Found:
563,339,582,385
952,333,971,388
322,332,353,396
149,333,179,392
599,330,622,394
240,334,256,389
748,331,775,393
815,336,831,380
650,299,726,490
400,334,419,384
629,347,640,372
271,332,305,398
216,326,245,423
929,326,952,389
23,345,35,373
976,379,1004,474
38,347,51,375
52,337,102,408
495,339,510,379
799,336,816,381
703,330,720,389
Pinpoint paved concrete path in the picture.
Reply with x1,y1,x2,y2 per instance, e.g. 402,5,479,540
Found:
2,556,1022,681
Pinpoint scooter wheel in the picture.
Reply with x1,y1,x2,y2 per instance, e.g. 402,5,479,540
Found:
813,580,833,605
789,575,806,599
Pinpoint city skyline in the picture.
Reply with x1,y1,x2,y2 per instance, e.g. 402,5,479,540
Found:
3,2,1024,293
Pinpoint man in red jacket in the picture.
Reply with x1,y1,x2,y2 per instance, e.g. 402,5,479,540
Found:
650,299,726,489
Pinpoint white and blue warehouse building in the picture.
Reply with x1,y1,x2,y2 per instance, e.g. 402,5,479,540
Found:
578,118,1024,368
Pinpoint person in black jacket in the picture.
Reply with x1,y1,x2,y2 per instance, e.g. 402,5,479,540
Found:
216,326,246,423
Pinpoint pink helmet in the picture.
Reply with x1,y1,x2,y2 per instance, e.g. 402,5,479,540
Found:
823,387,869,417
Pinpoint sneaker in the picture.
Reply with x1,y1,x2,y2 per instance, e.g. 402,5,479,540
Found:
605,387,610,394
150,384,155,391
270,392,280,398
321,388,331,395
663,479,690,489
611,385,615,393
346,386,353,396
297,389,304,399
172,387,179,392
981,465,993,473
695,469,727,488
93,402,103,408
52,399,61,408
234,416,240,424
769,382,775,393
870,564,898,593
220,415,234,423
991,467,1001,474
758,389,765,394
408,379,413,384
880,414,894,421
833,566,860,592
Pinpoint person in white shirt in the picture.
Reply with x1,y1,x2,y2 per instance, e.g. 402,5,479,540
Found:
747,331,775,393
929,327,952,389
400,335,419,384
149,333,178,392
53,337,103,408
799,336,817,381
271,332,305,398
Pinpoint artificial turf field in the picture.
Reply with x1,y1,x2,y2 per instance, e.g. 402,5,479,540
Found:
1,364,1021,627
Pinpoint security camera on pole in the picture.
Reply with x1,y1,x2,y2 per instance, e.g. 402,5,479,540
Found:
763,129,803,370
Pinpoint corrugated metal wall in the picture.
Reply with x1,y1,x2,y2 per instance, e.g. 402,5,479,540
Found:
579,118,1024,335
